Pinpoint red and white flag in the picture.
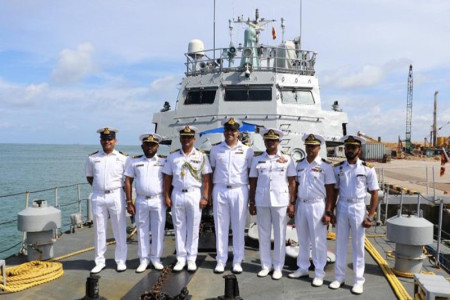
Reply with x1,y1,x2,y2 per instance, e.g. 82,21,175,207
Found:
440,148,449,177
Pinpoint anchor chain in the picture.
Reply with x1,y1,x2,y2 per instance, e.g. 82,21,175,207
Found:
140,265,190,300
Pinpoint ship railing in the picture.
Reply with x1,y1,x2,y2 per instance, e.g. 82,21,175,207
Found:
173,113,324,123
0,183,92,259
376,165,450,270
184,46,317,77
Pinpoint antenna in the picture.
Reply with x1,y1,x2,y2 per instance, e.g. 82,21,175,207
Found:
299,0,302,47
213,0,216,61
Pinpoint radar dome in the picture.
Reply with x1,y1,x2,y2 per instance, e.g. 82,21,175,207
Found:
188,39,205,59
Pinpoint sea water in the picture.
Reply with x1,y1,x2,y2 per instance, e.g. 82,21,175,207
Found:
0,143,168,259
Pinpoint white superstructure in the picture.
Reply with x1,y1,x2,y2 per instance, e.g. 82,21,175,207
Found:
152,10,348,160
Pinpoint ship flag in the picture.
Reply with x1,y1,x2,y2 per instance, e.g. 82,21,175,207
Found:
440,148,449,177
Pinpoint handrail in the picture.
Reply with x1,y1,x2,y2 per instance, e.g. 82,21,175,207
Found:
0,183,92,259
0,183,89,199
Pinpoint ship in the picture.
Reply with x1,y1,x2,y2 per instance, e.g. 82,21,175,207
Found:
152,9,348,160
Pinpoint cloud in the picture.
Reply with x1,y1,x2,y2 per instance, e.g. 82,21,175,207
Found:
0,78,48,105
51,43,97,85
321,59,411,90
150,75,179,93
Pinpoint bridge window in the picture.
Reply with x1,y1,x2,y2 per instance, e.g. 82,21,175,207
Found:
225,86,272,101
281,89,315,105
185,89,216,104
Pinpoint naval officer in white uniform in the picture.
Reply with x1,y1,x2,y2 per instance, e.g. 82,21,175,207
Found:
86,127,129,274
209,117,254,274
329,135,379,295
288,133,335,287
124,133,166,273
249,128,296,280
162,125,212,272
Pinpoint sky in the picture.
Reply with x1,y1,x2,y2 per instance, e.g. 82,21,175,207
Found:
0,0,449,145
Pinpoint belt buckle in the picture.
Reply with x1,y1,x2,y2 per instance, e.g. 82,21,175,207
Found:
226,185,232,189
347,198,355,203
182,189,188,193
105,190,111,194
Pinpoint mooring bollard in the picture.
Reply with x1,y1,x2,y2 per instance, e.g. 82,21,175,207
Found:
218,274,242,300
82,274,106,300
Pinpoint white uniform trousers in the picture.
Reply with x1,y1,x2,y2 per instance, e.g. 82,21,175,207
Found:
213,184,248,265
135,194,166,264
335,200,366,285
171,188,202,263
256,206,288,271
91,189,127,265
295,200,327,279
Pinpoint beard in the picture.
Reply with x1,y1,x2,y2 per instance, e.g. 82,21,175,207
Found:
345,152,358,160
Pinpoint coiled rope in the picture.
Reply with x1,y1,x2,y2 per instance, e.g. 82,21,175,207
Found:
0,226,137,293
0,261,64,293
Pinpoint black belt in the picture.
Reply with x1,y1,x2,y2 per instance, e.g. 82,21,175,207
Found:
182,189,189,193
104,189,119,194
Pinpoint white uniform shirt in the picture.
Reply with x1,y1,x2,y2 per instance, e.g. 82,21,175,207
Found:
334,158,379,200
85,149,128,192
162,148,212,189
209,141,254,185
124,154,165,196
249,151,296,207
296,156,336,200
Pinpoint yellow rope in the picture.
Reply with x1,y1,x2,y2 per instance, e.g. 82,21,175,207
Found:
1,225,138,293
0,261,64,293
365,237,412,300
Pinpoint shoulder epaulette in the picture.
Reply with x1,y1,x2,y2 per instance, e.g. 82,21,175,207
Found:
362,161,374,168
211,141,221,147
321,158,332,164
171,149,180,154
89,150,99,156
254,152,264,157
132,155,143,159
281,150,289,155
159,155,167,159
297,157,305,163
334,161,345,167
118,150,128,156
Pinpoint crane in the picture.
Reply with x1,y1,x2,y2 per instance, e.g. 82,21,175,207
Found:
357,131,379,143
405,65,413,153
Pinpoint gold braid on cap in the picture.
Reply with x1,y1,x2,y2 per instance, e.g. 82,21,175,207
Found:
305,134,320,145
264,129,279,139
184,125,191,133
345,135,360,145
103,128,110,134
144,135,154,142
227,118,235,125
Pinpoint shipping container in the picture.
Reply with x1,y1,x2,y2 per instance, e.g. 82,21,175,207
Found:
362,143,387,161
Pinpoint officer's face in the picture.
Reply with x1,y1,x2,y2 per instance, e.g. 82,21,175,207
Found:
141,142,159,158
344,144,361,160
224,128,239,144
180,135,195,149
264,139,279,152
100,137,116,153
306,144,320,159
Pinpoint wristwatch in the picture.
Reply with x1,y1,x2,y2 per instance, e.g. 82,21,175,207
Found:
202,196,209,202
325,210,334,217
366,216,374,222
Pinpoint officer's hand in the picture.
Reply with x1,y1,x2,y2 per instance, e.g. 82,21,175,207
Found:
322,214,331,226
330,215,337,226
249,203,257,215
199,198,208,209
362,217,373,228
165,198,172,208
287,204,295,219
126,203,135,215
